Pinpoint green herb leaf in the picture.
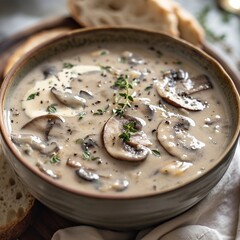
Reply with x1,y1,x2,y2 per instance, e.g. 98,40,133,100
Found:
82,150,100,161
100,50,108,56
50,154,60,164
27,92,39,101
47,104,57,113
152,149,161,157
93,105,109,115
63,62,74,69
119,121,137,142
119,132,131,142
100,65,112,73
78,111,86,120
144,85,153,91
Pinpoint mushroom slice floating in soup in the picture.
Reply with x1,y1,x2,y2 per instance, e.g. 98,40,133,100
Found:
51,87,86,108
103,115,152,161
22,114,65,140
11,133,59,155
157,116,205,161
36,162,61,179
76,167,100,181
120,51,145,65
155,69,212,111
41,65,58,79
160,160,193,176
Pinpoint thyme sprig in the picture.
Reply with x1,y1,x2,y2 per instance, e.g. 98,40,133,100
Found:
119,121,137,142
112,75,134,117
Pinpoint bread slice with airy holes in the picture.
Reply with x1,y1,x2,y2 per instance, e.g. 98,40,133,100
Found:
0,143,35,240
4,28,70,76
68,0,179,36
68,0,204,46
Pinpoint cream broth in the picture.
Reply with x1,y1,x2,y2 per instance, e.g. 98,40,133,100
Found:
8,42,231,196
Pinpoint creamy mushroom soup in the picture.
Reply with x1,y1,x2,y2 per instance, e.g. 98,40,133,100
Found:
7,42,230,196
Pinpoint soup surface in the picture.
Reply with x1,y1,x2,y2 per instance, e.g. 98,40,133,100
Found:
7,41,231,196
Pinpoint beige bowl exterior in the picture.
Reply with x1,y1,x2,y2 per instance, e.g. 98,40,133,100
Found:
0,28,239,230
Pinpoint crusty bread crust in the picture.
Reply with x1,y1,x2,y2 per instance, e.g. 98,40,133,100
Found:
68,0,204,47
0,143,35,240
68,0,179,36
173,2,204,46
4,28,70,75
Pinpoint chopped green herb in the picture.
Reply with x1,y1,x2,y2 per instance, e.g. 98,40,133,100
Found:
27,92,39,101
47,104,57,113
82,150,100,161
118,56,127,63
75,138,83,144
63,62,74,69
78,111,86,120
100,65,112,73
119,131,131,142
152,149,161,157
173,61,182,65
100,50,108,56
119,121,137,142
50,154,60,164
93,105,110,115
144,84,153,91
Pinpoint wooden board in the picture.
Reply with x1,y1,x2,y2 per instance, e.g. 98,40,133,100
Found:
0,16,239,240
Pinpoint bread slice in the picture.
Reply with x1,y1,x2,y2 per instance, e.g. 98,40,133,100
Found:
172,2,204,46
68,0,179,36
4,28,70,76
68,0,204,46
0,143,35,240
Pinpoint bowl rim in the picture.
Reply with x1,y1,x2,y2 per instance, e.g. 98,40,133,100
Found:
0,26,240,200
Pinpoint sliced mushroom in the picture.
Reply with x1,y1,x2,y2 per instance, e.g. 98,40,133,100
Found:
133,98,161,119
157,116,205,161
160,161,193,176
97,178,129,192
66,158,82,168
79,134,99,152
79,90,93,99
156,69,212,111
11,133,59,155
51,87,86,108
111,179,129,191
183,74,212,95
120,51,145,65
42,65,58,79
36,162,61,179
103,115,152,161
76,167,99,181
22,114,65,140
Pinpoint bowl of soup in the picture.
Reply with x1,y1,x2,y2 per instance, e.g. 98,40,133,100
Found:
0,28,239,230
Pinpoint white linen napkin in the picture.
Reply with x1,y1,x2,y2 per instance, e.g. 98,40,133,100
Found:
52,141,240,240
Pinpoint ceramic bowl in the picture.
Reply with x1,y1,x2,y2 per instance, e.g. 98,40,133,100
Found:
0,28,239,230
